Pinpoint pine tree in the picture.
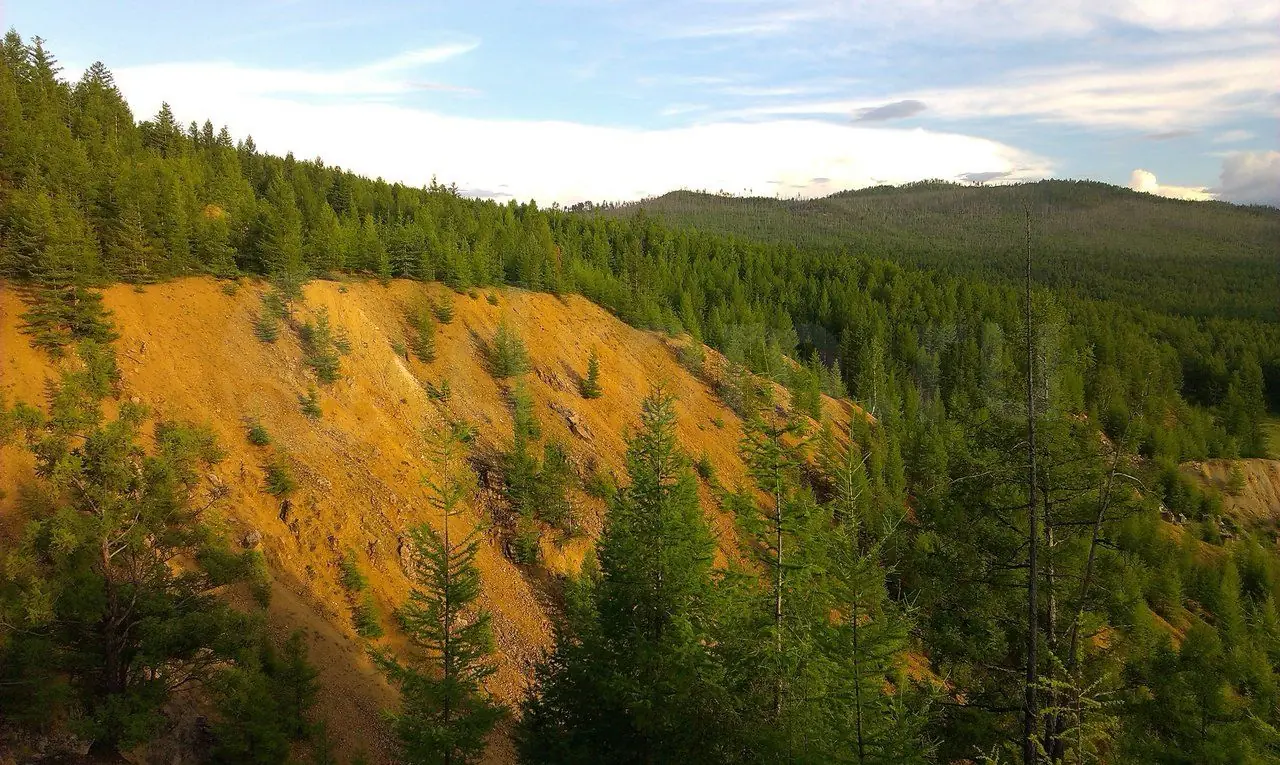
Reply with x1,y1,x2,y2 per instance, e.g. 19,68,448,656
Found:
820,421,929,764
491,318,530,378
407,298,437,363
580,348,602,399
518,389,725,762
374,427,504,765
0,352,265,755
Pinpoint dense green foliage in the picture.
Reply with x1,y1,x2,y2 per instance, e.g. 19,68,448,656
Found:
5,30,1280,763
0,333,323,759
596,184,1280,323
519,390,930,763
2,31,1275,463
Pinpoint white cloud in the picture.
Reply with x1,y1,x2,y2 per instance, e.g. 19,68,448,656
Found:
664,0,1280,40
110,59,1051,204
1128,169,1213,201
717,52,1277,131
354,43,479,75
1218,150,1280,205
128,42,479,100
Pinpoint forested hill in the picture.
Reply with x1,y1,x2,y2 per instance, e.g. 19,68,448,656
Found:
8,29,1280,765
592,181,1280,322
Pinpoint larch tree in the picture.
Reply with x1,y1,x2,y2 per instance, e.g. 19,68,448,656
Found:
374,426,504,765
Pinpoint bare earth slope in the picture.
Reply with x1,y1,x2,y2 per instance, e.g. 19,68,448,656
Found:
0,278,856,762
1183,458,1280,533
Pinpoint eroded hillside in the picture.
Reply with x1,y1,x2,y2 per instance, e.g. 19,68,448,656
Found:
0,277,856,762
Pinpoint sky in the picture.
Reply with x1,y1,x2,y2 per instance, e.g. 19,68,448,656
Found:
5,0,1279,205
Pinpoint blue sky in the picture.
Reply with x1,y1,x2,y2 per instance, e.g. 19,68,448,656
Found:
6,0,1278,204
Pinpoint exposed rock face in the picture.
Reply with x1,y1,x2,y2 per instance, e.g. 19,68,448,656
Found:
242,528,263,548
550,401,594,441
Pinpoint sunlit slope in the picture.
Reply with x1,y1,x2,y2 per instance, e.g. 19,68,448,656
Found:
0,277,858,761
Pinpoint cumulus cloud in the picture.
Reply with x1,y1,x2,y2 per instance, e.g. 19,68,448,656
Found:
855,99,927,122
1128,169,1213,201
1218,151,1280,206
107,58,1051,204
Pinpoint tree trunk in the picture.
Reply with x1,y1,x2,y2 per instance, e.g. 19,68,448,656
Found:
1023,209,1039,765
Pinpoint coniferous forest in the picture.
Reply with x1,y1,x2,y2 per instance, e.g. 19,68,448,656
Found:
4,30,1280,764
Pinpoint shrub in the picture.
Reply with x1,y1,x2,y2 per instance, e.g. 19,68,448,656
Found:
247,420,271,446
299,386,322,419
432,294,455,324
580,348,602,399
511,517,541,564
220,281,240,297
391,339,408,359
254,311,280,343
353,592,384,638
584,467,617,501
264,454,297,497
339,549,369,592
676,342,705,378
487,293,499,306
426,379,452,401
694,451,716,482
299,308,342,384
406,301,436,362
491,319,530,378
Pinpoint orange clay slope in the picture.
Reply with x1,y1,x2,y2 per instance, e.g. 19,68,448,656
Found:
0,277,861,762
1182,458,1280,532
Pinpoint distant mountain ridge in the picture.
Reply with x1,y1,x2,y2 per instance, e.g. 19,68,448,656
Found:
592,180,1280,322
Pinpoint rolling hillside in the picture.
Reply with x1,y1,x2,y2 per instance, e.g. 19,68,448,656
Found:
0,277,857,762
595,181,1280,322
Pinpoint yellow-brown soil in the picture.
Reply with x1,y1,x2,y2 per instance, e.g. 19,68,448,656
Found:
1182,458,1280,530
0,277,858,762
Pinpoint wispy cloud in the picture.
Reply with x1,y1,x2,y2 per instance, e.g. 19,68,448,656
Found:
855,99,927,122
713,52,1278,131
1144,129,1196,141
355,42,478,75
114,42,480,102
658,0,1280,41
